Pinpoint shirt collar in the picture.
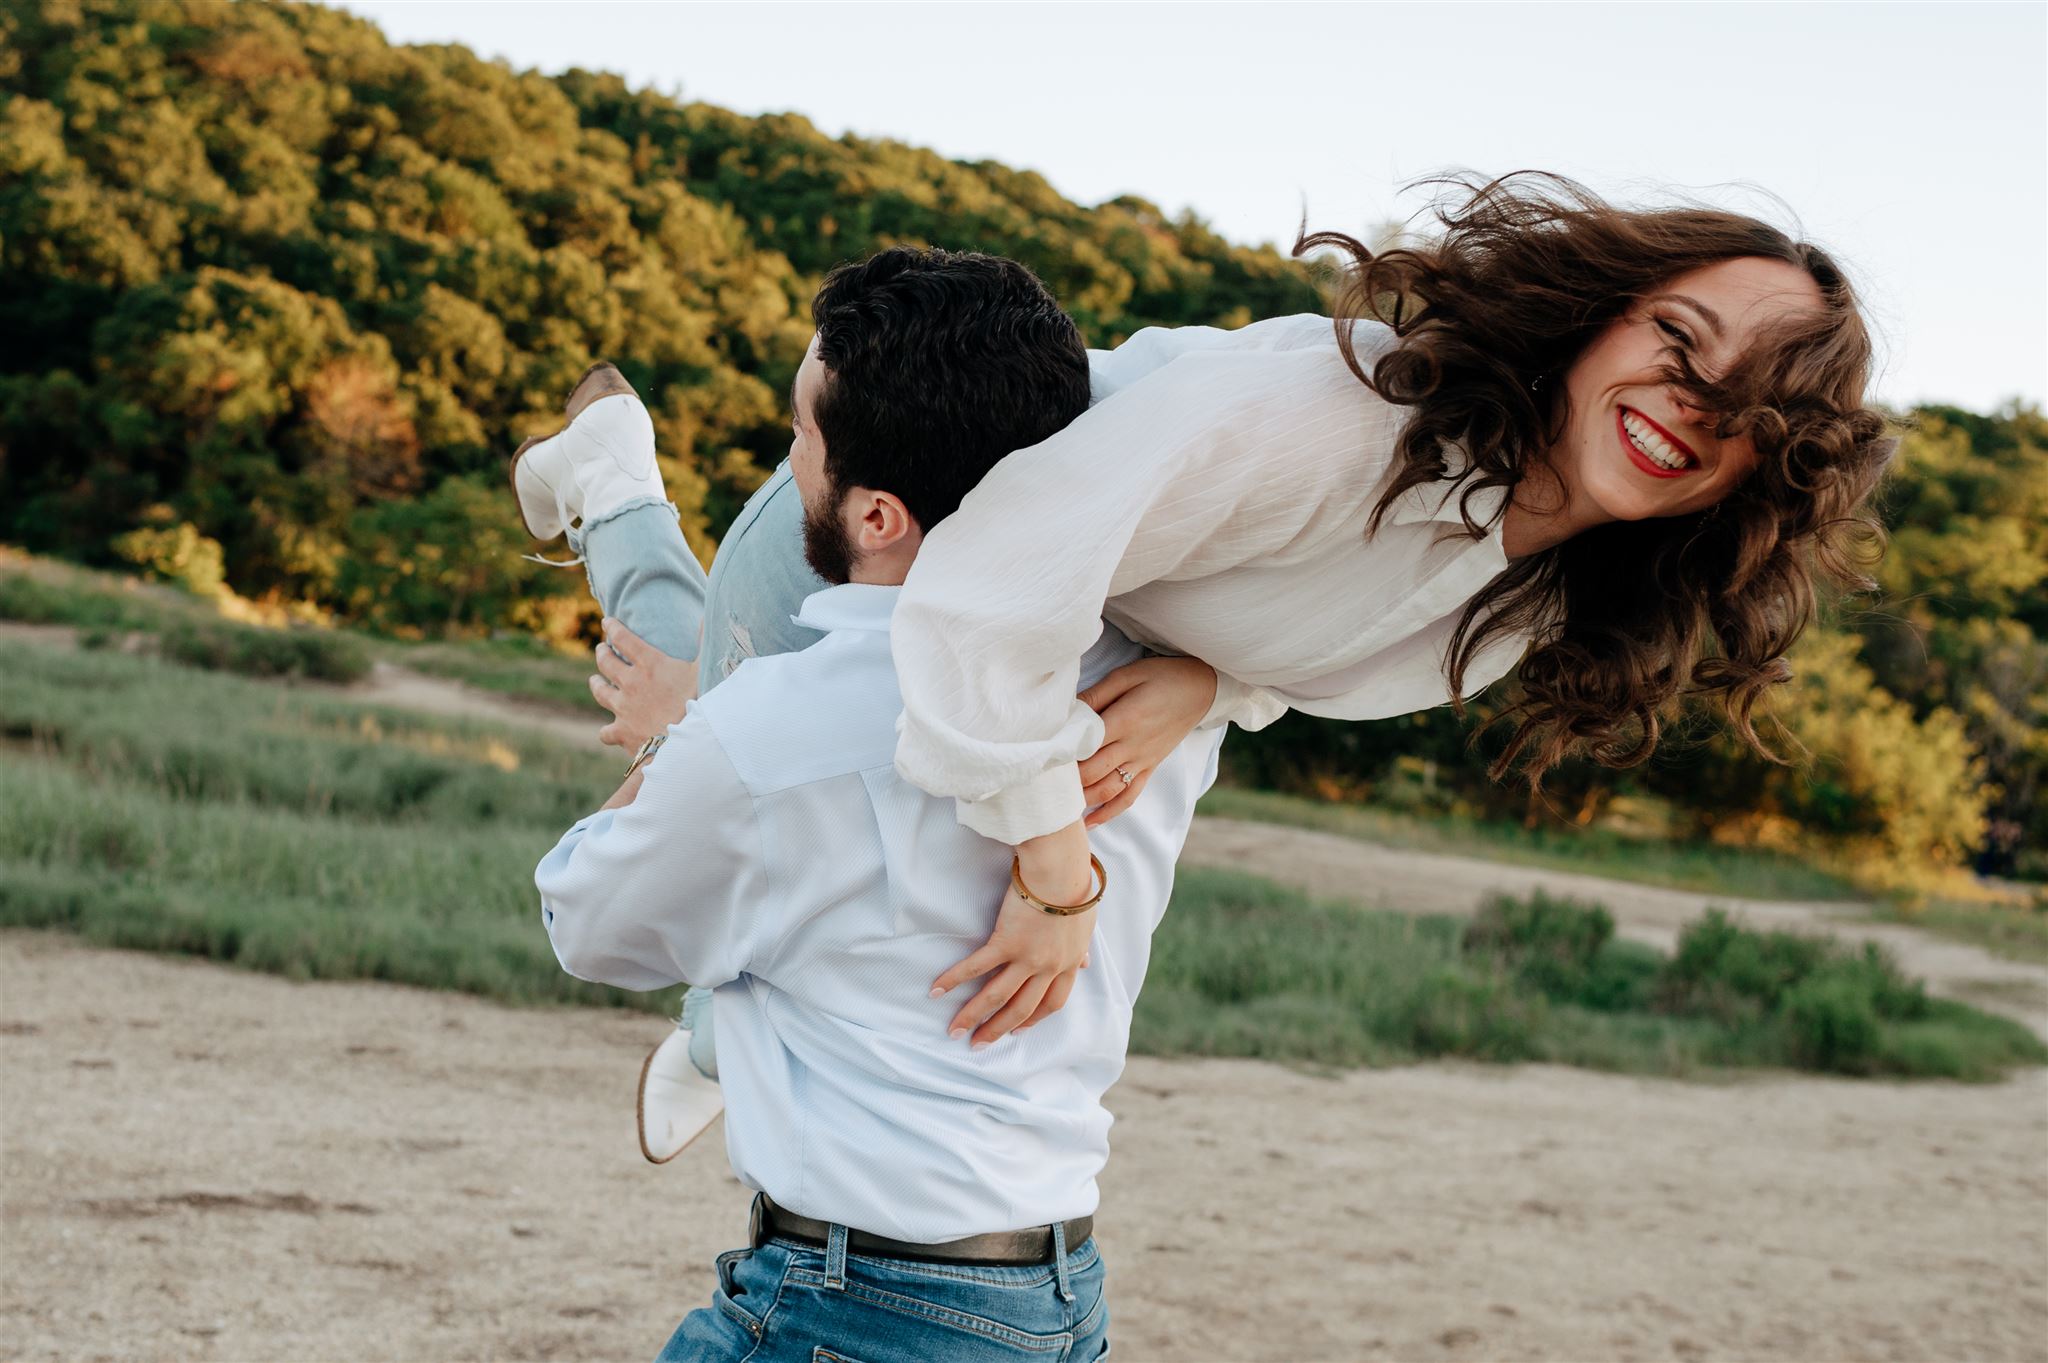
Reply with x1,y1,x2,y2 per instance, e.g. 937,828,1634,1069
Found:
792,582,901,634
1382,440,1512,533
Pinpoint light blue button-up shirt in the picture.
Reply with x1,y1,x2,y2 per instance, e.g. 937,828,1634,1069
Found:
537,583,1223,1242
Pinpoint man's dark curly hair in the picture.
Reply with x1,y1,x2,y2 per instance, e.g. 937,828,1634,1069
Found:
810,246,1092,533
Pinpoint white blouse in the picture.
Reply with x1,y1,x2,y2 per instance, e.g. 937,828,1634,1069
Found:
891,314,1534,845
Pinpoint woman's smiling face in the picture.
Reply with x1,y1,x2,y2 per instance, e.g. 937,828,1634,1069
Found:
1553,255,1825,523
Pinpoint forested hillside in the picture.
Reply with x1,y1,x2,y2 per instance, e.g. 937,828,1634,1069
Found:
0,0,2040,882
0,0,1315,635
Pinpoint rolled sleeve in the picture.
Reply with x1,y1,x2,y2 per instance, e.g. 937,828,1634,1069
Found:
1197,672,1291,733
953,761,1088,845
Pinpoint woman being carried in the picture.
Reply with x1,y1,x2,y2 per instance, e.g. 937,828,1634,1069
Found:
891,171,1893,1043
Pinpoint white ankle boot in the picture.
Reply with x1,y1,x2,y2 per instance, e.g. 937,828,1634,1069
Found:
512,363,665,543
637,1025,725,1164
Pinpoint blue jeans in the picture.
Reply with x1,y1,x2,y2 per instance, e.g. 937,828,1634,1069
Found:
566,497,708,663
656,1213,1109,1363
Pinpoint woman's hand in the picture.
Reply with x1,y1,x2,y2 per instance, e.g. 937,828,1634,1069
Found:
930,820,1096,1046
1076,656,1217,826
591,617,699,752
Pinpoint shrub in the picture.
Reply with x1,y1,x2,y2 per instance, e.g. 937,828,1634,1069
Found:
110,519,228,599
1462,891,1660,1012
1657,908,1934,1072
1464,891,1614,972
1780,971,1883,1073
1407,968,1542,1061
158,620,370,683
1657,909,1833,1022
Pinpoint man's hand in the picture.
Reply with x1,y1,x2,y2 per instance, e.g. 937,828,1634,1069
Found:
929,820,1095,1046
591,617,698,751
1077,656,1216,827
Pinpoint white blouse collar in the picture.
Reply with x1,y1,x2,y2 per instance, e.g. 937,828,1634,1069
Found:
1381,440,1512,544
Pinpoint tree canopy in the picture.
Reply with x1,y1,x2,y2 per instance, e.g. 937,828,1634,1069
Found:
0,0,1318,629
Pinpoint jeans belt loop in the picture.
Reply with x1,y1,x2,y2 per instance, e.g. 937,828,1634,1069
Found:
747,1192,768,1250
1051,1217,1074,1304
824,1222,849,1290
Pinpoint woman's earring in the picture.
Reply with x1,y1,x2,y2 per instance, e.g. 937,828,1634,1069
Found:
1529,372,1547,393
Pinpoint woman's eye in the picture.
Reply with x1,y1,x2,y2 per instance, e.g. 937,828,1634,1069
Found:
1654,319,1693,348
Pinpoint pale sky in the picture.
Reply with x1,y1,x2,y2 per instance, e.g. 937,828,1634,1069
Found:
332,1,2046,414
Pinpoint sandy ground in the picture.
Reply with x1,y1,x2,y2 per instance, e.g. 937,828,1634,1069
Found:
4,934,2045,1363
4,627,2047,1360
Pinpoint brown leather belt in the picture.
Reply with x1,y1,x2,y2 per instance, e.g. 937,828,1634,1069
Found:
751,1194,1093,1267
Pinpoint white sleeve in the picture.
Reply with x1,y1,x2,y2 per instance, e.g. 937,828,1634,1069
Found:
1086,313,1337,403
535,713,769,992
1197,672,1290,733
892,343,1366,844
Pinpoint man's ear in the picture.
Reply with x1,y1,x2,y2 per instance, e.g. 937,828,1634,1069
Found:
852,488,921,555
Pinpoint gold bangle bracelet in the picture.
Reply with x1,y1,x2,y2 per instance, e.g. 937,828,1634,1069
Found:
1010,854,1107,916
624,733,667,780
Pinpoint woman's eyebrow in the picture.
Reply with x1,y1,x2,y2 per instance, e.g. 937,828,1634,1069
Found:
1653,293,1726,338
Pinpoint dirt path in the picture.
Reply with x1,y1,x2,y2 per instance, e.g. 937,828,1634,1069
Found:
347,661,599,749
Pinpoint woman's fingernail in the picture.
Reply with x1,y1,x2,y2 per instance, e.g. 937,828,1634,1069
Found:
949,1027,967,1040
971,1040,990,1052
929,986,945,998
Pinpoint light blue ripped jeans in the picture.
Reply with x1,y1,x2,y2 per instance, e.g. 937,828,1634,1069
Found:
569,464,826,1080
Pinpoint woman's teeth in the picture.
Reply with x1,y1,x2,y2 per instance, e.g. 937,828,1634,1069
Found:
1622,411,1694,471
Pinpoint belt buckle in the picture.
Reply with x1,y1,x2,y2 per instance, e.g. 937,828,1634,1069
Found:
747,1193,768,1249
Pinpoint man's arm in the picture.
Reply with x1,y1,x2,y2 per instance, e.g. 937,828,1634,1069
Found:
536,709,768,992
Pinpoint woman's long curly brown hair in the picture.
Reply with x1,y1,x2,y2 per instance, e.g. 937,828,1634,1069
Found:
1301,172,1897,784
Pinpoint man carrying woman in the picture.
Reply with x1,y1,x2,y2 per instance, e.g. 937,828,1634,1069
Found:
532,172,1895,1360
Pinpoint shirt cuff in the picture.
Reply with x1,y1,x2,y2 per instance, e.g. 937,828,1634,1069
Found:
1197,673,1289,733
953,762,1086,845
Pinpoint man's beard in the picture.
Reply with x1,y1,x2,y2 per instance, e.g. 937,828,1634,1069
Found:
800,486,859,586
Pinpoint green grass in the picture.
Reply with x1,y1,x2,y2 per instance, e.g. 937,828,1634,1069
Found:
1198,785,1865,903
3,549,586,701
0,565,164,631
2,557,370,683
0,639,646,1010
1139,871,2045,1080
